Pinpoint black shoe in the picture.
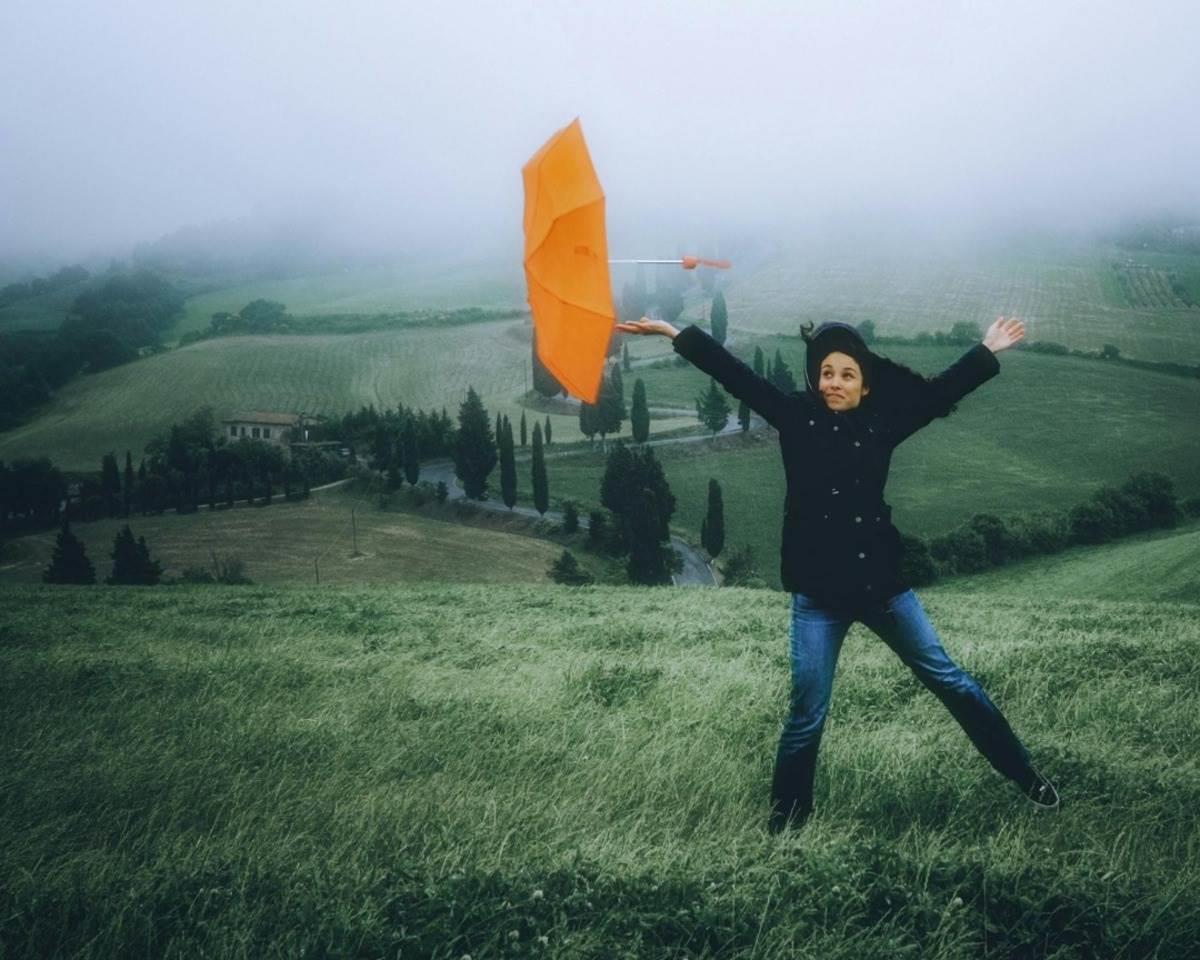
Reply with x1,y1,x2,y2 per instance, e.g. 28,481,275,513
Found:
767,803,810,835
1018,766,1060,810
767,744,818,834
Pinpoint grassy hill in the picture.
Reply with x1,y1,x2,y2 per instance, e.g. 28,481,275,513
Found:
2,580,1197,957
0,315,696,471
941,520,1200,603
0,482,611,588
725,238,1200,364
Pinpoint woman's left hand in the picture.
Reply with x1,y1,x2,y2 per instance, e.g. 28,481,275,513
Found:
983,316,1025,353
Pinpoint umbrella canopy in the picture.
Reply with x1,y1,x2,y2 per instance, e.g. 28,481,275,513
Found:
522,119,615,404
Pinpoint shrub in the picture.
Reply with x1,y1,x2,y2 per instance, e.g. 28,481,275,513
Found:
929,527,988,575
967,513,1020,566
548,550,594,586
898,533,937,587
587,510,608,548
1069,500,1116,545
1182,495,1200,519
1120,471,1180,529
721,544,767,588
1011,510,1071,555
561,500,580,534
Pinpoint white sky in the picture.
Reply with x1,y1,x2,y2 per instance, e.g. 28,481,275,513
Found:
2,0,1198,262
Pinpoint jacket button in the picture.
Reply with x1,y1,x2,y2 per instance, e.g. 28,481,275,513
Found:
833,425,839,431
875,515,881,521
831,488,839,495
858,551,866,559
866,584,873,591
854,440,860,447
855,515,862,523
823,513,829,520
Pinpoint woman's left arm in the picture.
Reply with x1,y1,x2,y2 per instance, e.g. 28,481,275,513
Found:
892,317,1025,441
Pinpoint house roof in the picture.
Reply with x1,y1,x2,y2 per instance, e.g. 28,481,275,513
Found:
221,411,302,426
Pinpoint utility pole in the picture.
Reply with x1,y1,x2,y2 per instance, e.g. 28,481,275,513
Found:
350,505,360,556
314,556,320,584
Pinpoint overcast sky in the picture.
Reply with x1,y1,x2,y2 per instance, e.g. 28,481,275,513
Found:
3,0,1199,264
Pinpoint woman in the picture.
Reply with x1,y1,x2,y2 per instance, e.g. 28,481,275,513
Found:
615,313,1058,833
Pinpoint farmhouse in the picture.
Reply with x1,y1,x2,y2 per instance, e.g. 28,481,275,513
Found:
221,411,304,450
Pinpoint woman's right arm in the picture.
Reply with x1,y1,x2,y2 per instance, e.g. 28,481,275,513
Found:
616,317,796,429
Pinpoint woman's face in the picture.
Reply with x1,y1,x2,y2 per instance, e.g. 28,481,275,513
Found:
819,351,869,411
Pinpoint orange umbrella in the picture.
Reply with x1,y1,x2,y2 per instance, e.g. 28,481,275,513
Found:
522,118,615,404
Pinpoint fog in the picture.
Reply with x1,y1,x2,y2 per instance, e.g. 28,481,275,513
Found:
3,0,1199,266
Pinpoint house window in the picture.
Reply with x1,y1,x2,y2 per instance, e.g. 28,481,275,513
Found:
240,426,246,437
252,427,260,438
264,428,271,439
229,426,237,437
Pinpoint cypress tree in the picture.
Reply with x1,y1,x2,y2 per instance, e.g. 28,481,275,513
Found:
100,452,120,517
562,500,579,533
579,400,598,444
106,525,141,584
622,343,632,372
631,378,650,443
545,415,552,445
753,345,765,376
206,449,217,509
770,350,797,392
704,478,725,558
42,519,95,584
135,535,163,585
738,397,751,433
520,410,528,448
710,292,728,345
500,416,517,509
531,421,549,515
387,446,403,490
696,378,732,438
403,419,420,486
598,368,626,444
495,413,503,456
123,451,134,516
454,386,497,500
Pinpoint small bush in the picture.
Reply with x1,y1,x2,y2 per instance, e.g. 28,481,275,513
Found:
548,550,594,586
720,544,767,588
561,500,580,534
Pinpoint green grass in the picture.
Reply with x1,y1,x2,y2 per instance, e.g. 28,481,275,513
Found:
0,482,611,588
1,582,1197,957
175,259,527,343
941,520,1200,603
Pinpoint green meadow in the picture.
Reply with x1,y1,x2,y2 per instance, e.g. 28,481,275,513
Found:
2,579,1198,958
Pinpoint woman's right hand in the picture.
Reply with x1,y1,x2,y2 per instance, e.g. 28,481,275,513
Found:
615,316,679,339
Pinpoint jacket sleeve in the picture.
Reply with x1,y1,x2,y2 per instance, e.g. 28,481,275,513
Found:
671,324,796,429
888,342,1001,443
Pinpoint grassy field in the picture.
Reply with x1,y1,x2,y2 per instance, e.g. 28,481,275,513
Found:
724,238,1200,364
175,258,527,343
0,482,611,588
938,521,1200,604
1,579,1197,958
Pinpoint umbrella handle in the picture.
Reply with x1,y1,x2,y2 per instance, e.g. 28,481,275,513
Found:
681,256,731,270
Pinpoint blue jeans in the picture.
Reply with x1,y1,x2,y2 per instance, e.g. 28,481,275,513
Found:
777,589,1032,784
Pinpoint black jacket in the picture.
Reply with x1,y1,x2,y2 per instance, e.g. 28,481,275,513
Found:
671,325,1001,610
